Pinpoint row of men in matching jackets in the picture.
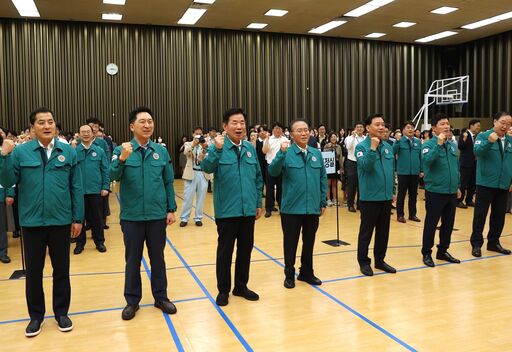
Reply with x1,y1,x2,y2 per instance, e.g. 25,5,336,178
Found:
0,107,510,338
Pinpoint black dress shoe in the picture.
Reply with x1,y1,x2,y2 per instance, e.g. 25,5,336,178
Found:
297,274,322,285
409,216,421,222
103,225,110,230
179,221,187,227
56,316,73,332
155,300,177,314
375,261,396,273
423,254,435,267
348,206,356,213
25,319,44,337
456,202,468,209
12,230,20,238
360,265,373,276
397,216,406,223
216,293,229,306
195,221,203,227
232,288,260,301
264,211,272,218
96,244,107,253
70,237,77,243
487,244,512,255
0,255,11,263
283,278,295,289
471,247,482,257
272,207,278,212
466,201,475,207
73,246,84,255
122,304,139,320
436,251,460,263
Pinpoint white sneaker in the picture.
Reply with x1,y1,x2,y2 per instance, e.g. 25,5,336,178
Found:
327,200,333,207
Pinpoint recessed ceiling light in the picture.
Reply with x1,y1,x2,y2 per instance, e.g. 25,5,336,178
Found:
178,8,207,25
265,9,288,17
430,6,458,15
366,32,386,38
102,13,122,20
103,0,126,4
247,23,268,29
393,21,416,28
193,0,215,4
415,30,458,43
11,0,40,17
462,11,512,29
309,20,347,34
345,0,394,18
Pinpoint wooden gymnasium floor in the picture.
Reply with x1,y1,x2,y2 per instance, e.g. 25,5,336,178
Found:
1,179,511,351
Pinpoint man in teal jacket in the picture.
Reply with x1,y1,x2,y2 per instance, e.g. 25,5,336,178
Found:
421,113,461,267
355,114,397,277
470,112,512,257
202,108,263,306
393,120,422,223
0,107,84,337
110,107,177,321
268,119,327,289
74,124,110,254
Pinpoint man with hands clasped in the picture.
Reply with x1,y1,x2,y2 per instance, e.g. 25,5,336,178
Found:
470,112,512,257
0,107,84,337
268,120,327,289
110,107,178,321
421,113,461,267
355,114,397,277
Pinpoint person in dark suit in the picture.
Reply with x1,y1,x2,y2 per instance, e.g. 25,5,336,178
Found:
457,119,480,208
256,125,269,197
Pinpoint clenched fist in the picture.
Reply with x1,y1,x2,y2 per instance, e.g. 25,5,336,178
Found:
437,133,446,145
214,135,225,150
370,137,380,150
280,140,290,152
1,139,15,156
488,132,499,143
119,142,133,161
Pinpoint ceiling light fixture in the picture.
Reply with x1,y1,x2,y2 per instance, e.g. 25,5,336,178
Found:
393,21,416,28
430,6,458,15
103,0,126,5
308,20,347,34
11,0,40,17
462,11,512,29
366,32,386,38
102,13,123,20
415,30,458,43
177,8,207,25
193,0,216,4
265,9,288,17
247,23,268,29
344,0,394,18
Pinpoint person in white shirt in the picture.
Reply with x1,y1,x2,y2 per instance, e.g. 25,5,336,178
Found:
262,122,288,217
344,122,366,212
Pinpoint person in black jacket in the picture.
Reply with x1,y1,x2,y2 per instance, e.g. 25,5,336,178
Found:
256,125,269,196
457,119,480,208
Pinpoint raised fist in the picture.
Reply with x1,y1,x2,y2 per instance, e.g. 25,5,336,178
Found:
119,142,133,161
437,133,446,145
488,132,499,143
370,137,380,150
214,135,225,150
280,140,290,152
1,139,15,156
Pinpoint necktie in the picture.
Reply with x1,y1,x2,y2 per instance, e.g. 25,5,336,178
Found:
234,146,240,161
140,147,146,159
39,147,48,166
498,139,504,158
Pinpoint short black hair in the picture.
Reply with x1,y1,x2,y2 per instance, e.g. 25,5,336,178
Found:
353,121,364,128
208,127,217,133
289,119,309,132
7,129,17,137
384,123,391,130
402,120,415,129
364,113,384,127
193,126,203,133
30,107,54,125
222,108,246,124
431,112,449,127
468,119,480,128
494,111,511,120
129,106,153,124
258,125,268,132
271,122,284,130
318,124,326,129
86,117,101,125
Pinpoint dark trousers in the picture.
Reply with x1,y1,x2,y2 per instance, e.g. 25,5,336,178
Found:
259,162,267,195
121,219,168,305
265,172,282,210
422,191,457,255
22,225,71,321
459,166,476,204
0,202,7,257
281,214,319,279
470,186,509,248
77,194,105,247
345,160,359,208
103,195,110,226
357,200,392,266
215,216,255,294
396,175,419,218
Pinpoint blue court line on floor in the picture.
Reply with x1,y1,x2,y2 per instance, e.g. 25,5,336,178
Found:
165,237,254,352
252,245,417,352
322,253,507,283
141,255,184,352
0,296,207,326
